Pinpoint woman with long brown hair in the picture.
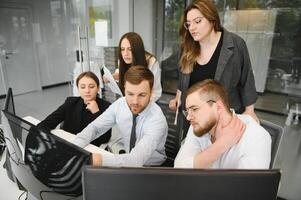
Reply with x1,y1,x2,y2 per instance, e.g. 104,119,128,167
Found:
169,0,259,131
113,32,162,101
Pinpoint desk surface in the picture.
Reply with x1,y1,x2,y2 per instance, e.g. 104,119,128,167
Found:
51,129,112,156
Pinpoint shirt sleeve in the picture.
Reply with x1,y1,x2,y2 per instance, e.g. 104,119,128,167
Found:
174,126,202,168
73,101,117,148
148,58,162,102
238,127,271,169
37,99,67,131
238,39,258,107
102,115,168,167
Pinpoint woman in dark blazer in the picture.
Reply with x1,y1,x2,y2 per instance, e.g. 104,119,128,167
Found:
169,0,259,137
37,71,111,146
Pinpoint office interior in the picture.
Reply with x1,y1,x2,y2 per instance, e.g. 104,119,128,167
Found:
0,0,300,199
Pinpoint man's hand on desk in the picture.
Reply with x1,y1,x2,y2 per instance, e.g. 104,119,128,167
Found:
92,153,103,166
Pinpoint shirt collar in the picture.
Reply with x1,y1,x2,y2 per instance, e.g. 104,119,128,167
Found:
138,100,153,117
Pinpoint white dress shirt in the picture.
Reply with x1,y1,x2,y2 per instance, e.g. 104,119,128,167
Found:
174,115,271,169
148,57,162,102
73,97,168,167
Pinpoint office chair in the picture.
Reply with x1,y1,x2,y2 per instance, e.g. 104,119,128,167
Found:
260,119,284,169
157,101,183,167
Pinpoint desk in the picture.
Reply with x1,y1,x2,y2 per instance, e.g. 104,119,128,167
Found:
51,129,112,156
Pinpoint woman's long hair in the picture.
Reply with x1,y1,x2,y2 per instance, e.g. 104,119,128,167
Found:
179,0,221,74
118,32,154,94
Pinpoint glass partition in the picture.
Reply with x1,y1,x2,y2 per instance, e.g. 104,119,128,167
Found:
161,0,185,94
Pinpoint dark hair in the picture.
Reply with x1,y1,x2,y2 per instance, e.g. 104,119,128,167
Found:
179,0,221,74
124,65,154,90
76,71,100,87
118,32,151,94
187,79,231,112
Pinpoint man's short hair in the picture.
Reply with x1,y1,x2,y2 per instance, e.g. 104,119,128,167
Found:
124,66,154,90
187,79,230,110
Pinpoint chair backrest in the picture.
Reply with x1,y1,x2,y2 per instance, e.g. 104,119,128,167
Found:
157,101,183,167
0,126,5,159
260,119,283,169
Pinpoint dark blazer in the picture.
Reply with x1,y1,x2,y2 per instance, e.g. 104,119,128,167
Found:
37,96,111,146
179,28,257,114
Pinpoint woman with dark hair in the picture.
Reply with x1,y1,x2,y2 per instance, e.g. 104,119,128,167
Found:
113,32,162,101
37,71,111,146
169,0,259,127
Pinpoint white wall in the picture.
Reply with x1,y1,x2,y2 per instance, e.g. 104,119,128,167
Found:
113,0,132,46
133,0,154,53
32,0,71,86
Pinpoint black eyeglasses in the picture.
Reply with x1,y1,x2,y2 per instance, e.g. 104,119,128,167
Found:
183,17,203,30
182,100,216,117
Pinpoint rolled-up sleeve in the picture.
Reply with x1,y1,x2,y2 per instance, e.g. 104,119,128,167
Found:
238,40,257,107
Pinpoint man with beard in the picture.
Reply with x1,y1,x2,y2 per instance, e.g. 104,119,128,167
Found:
174,79,271,169
73,66,167,167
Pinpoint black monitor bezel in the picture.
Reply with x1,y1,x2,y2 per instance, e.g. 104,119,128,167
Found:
82,166,281,200
2,110,91,155
4,87,16,115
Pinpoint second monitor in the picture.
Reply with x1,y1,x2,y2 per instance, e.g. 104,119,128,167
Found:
82,166,281,200
1,110,91,199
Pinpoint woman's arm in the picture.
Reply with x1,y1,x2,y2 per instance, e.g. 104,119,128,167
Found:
37,100,68,131
169,89,182,112
243,104,259,123
148,59,162,101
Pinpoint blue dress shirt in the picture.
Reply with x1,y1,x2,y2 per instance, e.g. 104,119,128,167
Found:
73,97,168,167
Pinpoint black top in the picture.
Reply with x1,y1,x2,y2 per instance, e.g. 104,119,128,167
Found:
189,31,223,87
37,96,111,146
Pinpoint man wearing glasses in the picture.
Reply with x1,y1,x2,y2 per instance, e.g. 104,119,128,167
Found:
174,79,271,169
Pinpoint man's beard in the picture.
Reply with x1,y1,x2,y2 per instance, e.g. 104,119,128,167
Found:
193,117,216,137
130,104,142,114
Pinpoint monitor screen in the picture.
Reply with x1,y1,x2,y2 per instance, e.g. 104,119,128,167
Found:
1,110,91,199
82,166,281,200
4,88,16,115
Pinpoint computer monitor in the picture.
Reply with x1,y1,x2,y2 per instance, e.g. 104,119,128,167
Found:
82,166,281,200
4,87,16,115
1,88,17,186
1,110,91,199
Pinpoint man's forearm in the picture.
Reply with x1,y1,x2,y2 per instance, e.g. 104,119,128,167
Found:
92,153,103,166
